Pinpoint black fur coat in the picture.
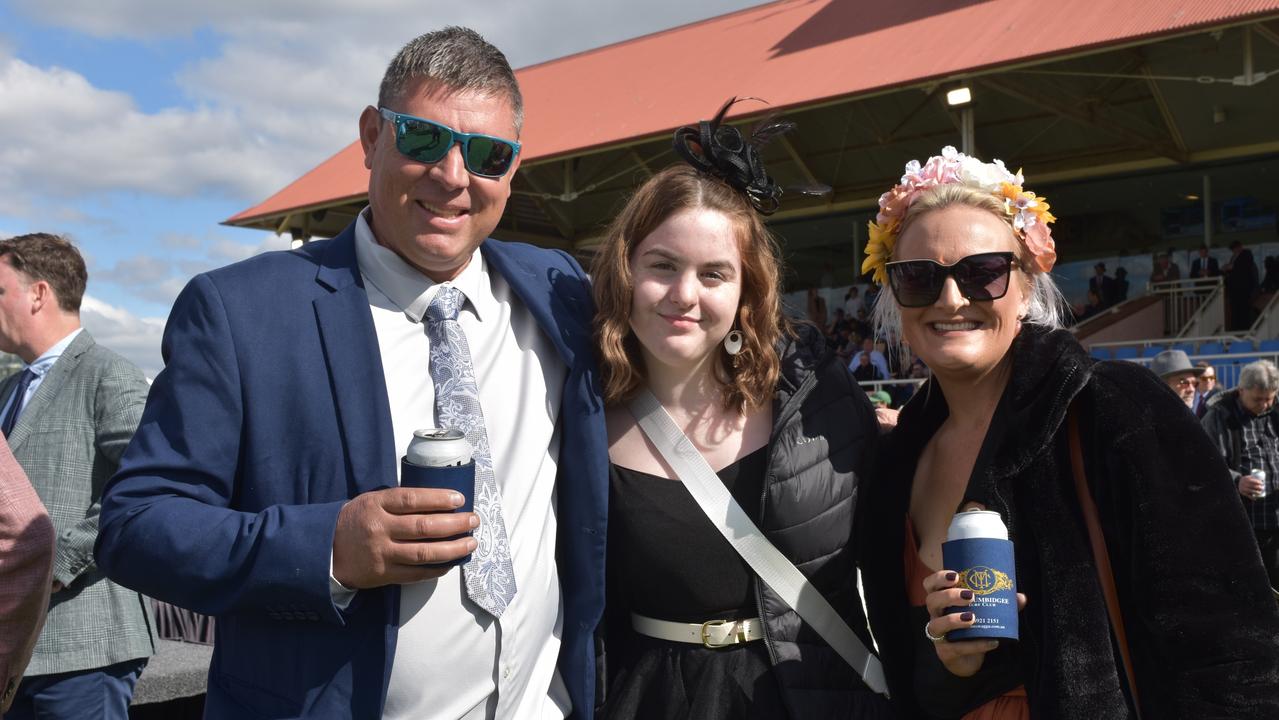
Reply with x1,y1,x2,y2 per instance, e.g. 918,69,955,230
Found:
860,325,1279,719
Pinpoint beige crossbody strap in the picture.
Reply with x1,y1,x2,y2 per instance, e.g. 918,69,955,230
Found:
629,389,889,697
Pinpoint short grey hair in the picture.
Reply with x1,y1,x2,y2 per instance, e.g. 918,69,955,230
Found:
869,184,1067,350
1239,360,1279,392
378,27,524,134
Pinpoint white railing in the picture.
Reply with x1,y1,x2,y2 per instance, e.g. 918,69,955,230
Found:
1091,334,1242,350
1091,334,1250,357
1070,292,1149,334
1249,290,1279,340
857,377,927,393
1147,277,1224,337
1178,283,1226,338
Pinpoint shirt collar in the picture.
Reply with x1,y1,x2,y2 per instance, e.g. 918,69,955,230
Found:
353,208,495,324
1235,393,1276,420
25,327,83,378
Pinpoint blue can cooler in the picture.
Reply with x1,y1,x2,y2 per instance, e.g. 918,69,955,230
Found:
941,509,1018,642
400,428,475,567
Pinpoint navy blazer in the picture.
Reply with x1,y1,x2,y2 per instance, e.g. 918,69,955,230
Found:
96,225,608,719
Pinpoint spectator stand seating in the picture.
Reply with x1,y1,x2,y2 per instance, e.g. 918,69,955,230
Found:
1088,335,1279,389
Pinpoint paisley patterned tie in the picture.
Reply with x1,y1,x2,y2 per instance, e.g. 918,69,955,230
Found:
425,285,516,617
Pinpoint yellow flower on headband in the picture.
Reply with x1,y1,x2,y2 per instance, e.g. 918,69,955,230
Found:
862,219,897,286
861,147,1057,285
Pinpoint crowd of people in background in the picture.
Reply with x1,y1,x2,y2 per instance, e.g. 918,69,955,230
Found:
807,286,930,410
1072,242,1279,330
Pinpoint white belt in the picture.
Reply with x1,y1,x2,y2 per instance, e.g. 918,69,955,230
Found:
631,612,765,648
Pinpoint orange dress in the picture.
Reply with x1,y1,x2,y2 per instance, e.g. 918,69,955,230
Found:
905,517,1028,720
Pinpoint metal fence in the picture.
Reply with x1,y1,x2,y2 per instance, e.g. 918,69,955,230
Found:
1146,277,1223,337
1123,350,1279,389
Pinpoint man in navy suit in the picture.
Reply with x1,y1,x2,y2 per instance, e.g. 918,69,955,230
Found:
95,27,607,719
1190,245,1220,280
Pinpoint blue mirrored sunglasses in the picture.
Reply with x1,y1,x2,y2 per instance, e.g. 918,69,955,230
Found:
378,107,521,178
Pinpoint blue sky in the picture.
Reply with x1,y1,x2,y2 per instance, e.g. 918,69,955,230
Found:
0,0,761,375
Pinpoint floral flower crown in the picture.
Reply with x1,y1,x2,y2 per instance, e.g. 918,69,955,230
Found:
861,146,1057,285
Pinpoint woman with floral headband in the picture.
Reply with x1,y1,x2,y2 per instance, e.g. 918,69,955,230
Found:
857,147,1279,719
591,101,892,719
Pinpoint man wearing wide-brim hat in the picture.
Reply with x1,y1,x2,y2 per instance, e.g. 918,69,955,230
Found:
1150,349,1205,408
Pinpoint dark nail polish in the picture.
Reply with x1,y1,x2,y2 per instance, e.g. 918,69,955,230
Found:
945,572,957,582
960,590,974,600
960,612,974,622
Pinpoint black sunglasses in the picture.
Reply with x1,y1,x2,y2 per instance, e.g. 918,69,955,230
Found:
885,252,1019,308
378,107,521,178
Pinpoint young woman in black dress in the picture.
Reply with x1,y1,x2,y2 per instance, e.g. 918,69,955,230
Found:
590,105,891,720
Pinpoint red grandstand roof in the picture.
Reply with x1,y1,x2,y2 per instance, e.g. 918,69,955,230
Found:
227,0,1279,225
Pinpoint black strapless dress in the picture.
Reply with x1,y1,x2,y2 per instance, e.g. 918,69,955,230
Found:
603,446,787,720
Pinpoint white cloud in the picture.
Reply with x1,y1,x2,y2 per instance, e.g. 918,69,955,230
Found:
10,0,416,40
0,53,294,209
160,232,203,249
96,232,293,306
3,1,762,219
80,295,166,378
95,255,189,305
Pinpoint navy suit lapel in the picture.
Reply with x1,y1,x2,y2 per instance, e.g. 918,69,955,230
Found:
313,227,397,496
481,241,584,369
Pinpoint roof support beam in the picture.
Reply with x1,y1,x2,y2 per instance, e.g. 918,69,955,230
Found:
628,150,653,179
978,77,1188,163
853,102,887,144
1254,21,1279,48
1141,64,1187,154
885,86,941,141
779,136,823,194
519,172,577,240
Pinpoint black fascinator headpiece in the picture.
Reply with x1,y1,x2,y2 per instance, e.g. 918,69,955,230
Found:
673,97,825,216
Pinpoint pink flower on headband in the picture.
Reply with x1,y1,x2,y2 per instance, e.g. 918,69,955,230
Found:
900,147,964,190
1023,222,1057,273
863,147,1059,284
876,185,913,225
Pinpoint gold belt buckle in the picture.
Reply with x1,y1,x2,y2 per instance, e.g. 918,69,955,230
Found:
700,619,747,648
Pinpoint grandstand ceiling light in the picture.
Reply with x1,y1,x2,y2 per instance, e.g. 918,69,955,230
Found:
1184,194,1201,201
946,86,973,106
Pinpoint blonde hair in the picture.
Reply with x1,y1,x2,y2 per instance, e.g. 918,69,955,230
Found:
591,164,785,412
871,183,1066,343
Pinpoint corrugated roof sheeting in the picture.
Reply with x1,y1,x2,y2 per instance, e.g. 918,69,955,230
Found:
228,0,1279,225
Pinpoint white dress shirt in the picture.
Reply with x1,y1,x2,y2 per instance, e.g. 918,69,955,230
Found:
351,211,570,720
0,327,83,420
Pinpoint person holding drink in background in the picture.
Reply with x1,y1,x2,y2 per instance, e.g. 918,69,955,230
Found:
1201,359,1279,593
857,147,1279,718
591,102,891,719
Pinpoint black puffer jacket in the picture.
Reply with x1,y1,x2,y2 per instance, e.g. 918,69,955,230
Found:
861,325,1279,719
597,324,893,720
757,325,892,719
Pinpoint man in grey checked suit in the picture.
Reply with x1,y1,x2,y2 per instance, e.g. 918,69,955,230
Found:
0,233,152,719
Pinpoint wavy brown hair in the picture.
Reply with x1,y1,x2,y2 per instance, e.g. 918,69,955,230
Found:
592,164,785,413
